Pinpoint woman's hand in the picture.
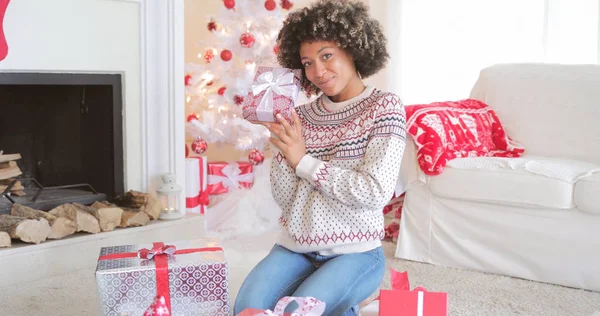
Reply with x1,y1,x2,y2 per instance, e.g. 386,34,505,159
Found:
264,109,306,169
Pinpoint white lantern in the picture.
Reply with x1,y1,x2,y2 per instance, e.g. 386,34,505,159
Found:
156,173,183,220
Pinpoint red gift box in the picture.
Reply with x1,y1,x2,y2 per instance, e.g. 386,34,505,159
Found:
185,156,209,214
242,66,302,123
379,289,448,316
206,161,254,195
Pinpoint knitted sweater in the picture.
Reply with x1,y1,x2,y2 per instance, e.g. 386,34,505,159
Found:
271,86,407,255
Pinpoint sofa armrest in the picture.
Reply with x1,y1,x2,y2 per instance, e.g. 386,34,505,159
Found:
394,137,421,195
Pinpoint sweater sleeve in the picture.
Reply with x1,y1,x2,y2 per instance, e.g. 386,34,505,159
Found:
269,147,301,210
295,94,406,209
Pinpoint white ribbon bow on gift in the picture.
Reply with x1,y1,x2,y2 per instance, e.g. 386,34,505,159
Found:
207,163,254,190
251,68,298,122
255,296,326,316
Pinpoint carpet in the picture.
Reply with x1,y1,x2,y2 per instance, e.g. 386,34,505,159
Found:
0,231,598,316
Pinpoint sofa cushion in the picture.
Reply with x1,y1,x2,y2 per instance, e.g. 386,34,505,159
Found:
575,173,600,215
429,156,600,209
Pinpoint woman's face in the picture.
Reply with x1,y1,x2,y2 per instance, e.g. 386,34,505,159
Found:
299,40,359,100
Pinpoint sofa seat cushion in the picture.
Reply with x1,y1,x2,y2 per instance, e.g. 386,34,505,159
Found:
575,173,600,215
428,156,600,209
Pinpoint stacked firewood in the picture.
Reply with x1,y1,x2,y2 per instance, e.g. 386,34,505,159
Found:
0,153,25,196
0,190,162,247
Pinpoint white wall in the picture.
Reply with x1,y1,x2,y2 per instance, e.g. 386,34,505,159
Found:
0,0,142,190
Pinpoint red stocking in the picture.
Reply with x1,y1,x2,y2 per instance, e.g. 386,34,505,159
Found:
0,0,10,61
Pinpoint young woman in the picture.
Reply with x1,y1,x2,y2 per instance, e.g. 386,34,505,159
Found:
234,1,406,315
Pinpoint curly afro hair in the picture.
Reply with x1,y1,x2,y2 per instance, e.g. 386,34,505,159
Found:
276,0,389,93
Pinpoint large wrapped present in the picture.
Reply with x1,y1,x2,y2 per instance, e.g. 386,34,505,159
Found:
186,157,208,214
237,296,325,316
95,238,229,316
206,161,254,195
242,66,302,123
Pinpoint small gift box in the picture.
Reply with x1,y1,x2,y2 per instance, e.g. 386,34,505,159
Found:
361,269,447,316
237,296,325,316
206,161,254,195
242,66,302,123
186,157,209,214
95,238,229,316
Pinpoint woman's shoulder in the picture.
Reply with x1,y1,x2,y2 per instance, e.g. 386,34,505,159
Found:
369,90,404,112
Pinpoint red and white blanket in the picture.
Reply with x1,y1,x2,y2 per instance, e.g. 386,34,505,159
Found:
405,99,524,175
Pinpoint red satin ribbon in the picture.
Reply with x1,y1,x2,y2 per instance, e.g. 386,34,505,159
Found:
185,190,209,211
98,242,224,312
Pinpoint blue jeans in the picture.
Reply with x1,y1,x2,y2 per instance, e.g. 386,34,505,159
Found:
233,244,385,316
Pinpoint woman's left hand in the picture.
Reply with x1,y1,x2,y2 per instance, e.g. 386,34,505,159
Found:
265,109,306,169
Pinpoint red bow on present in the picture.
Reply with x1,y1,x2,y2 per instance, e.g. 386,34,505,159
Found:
144,295,171,316
138,244,176,260
374,268,410,300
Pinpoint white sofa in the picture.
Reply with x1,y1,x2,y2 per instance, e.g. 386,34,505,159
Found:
395,63,600,292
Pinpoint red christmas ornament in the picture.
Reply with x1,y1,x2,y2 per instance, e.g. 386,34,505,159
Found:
185,144,189,157
220,49,232,61
248,149,265,166
203,49,215,63
185,74,192,86
265,0,276,11
187,114,198,122
233,95,245,105
273,44,280,55
218,87,226,95
223,0,235,9
207,20,217,32
191,137,208,154
280,0,293,10
239,32,256,48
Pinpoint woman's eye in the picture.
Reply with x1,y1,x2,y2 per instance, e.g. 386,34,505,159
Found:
303,62,311,68
322,53,332,60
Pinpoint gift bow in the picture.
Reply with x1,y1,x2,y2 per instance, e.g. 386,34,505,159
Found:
256,296,326,316
251,68,298,121
138,244,176,260
208,162,254,190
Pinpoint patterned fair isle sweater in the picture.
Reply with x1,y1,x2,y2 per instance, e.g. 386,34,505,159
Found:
271,85,407,255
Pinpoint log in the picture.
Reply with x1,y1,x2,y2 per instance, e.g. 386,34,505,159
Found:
0,232,10,247
0,161,17,169
10,204,76,239
113,190,148,208
0,215,50,244
49,203,100,234
74,202,122,232
120,208,150,227
143,194,162,220
0,153,21,163
0,166,22,180
114,190,161,220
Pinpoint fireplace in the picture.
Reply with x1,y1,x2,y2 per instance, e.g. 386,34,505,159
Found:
0,73,124,213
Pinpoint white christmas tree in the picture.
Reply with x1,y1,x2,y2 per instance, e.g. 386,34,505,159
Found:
185,0,295,158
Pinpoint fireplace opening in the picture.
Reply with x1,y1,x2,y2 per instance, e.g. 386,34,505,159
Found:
0,73,124,213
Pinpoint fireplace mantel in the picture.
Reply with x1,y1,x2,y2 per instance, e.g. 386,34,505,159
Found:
0,0,186,215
